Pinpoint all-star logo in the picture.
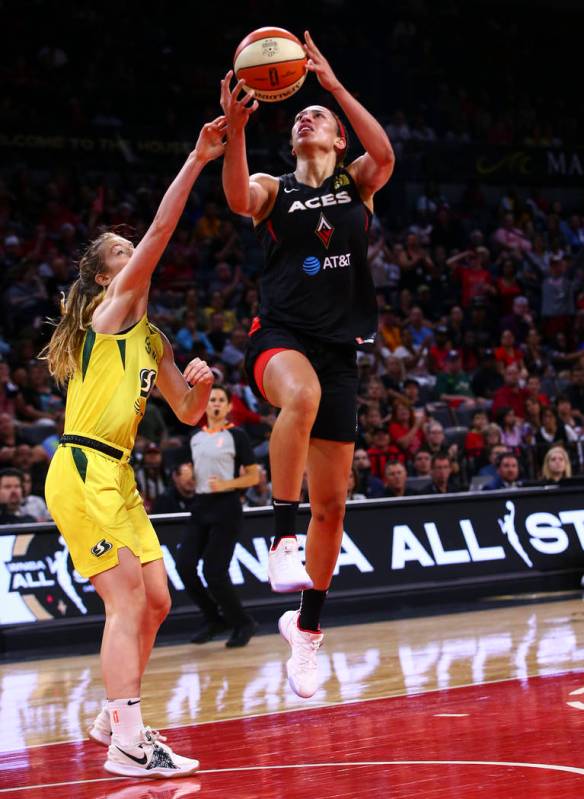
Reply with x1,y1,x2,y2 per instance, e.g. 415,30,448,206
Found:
315,212,334,249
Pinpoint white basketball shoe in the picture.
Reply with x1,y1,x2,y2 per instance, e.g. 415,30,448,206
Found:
89,707,168,747
268,537,313,592
104,728,199,778
278,609,323,698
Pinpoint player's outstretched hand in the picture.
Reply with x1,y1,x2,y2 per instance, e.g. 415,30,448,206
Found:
303,30,342,93
183,358,214,387
194,116,228,163
220,70,259,133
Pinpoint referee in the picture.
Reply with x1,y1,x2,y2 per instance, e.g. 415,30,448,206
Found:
176,384,260,647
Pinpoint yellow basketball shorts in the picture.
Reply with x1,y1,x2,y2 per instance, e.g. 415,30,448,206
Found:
45,443,163,579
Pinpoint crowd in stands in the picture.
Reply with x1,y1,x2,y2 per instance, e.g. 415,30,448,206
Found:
0,1,582,522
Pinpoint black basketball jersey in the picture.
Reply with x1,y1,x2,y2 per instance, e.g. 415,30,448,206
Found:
254,167,377,345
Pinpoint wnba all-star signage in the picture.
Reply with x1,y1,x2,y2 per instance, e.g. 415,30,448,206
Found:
1,487,584,625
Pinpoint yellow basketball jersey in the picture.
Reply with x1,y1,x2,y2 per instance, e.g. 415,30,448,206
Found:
63,315,164,452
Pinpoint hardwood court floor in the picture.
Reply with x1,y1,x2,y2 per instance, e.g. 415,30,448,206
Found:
1,594,584,797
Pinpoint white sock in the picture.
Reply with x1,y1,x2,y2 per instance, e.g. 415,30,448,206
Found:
107,698,144,746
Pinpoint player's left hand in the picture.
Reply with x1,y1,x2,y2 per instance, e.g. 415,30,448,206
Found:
183,358,214,386
303,30,342,93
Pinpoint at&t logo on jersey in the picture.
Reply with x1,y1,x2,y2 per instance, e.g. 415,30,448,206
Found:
288,190,351,213
303,256,321,276
302,253,352,276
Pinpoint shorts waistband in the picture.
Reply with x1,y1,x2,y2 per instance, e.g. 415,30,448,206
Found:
60,434,129,462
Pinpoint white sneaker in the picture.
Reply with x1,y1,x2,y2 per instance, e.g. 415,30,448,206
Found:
268,537,313,592
89,707,167,747
278,609,323,698
104,729,199,778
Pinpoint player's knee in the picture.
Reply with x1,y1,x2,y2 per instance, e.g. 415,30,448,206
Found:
286,383,321,420
104,583,147,621
147,586,171,623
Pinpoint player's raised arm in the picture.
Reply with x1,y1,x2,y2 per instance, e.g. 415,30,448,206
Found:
303,31,394,201
93,117,227,331
220,71,277,220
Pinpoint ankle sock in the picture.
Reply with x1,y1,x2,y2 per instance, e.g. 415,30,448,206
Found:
272,498,299,549
299,589,327,632
107,697,143,745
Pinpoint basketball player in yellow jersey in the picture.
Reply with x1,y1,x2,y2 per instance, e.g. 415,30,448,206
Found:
43,116,226,779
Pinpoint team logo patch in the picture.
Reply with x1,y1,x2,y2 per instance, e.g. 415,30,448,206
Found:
91,539,113,558
333,173,350,191
302,256,321,276
139,368,157,398
315,212,334,249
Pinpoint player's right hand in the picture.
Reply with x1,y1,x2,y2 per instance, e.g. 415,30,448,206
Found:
220,70,259,132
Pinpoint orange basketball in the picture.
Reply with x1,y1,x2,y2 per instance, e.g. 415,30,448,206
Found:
234,27,307,103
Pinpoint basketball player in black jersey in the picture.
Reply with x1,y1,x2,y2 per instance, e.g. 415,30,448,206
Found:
220,30,394,698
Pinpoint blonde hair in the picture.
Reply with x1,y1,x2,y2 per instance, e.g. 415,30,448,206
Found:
39,231,117,385
542,445,572,481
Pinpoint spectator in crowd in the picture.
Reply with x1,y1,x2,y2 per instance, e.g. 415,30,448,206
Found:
175,311,214,358
402,378,424,409
388,400,425,459
428,325,452,374
535,406,575,448
501,296,533,345
541,445,572,482
405,305,433,348
0,468,36,524
522,329,550,377
135,442,168,514
494,330,525,372
497,407,522,450
221,326,247,372
427,454,458,494
471,348,504,400
464,409,489,459
412,448,432,478
245,465,273,507
367,426,400,478
556,395,583,438
483,452,521,490
347,466,366,501
479,444,510,480
566,364,584,414
493,213,532,254
151,462,196,514
21,470,51,521
541,254,575,340
353,449,385,499
434,349,476,407
383,461,417,498
492,363,527,419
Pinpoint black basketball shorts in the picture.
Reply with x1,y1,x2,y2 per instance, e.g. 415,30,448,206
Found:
244,324,358,443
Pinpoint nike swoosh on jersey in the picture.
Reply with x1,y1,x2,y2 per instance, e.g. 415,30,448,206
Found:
115,745,148,765
283,187,299,193
127,699,141,705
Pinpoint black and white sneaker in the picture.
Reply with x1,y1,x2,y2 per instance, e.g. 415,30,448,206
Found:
104,729,199,778
89,707,167,748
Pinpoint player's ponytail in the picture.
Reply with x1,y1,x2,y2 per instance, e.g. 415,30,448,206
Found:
39,232,114,386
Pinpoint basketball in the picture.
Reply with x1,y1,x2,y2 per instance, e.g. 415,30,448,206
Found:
233,27,307,103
